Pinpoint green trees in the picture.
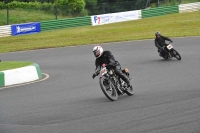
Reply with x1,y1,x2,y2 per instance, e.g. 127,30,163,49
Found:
55,0,86,15
1,0,196,17
0,0,147,16
0,0,86,16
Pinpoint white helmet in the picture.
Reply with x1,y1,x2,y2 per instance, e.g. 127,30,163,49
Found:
93,46,103,58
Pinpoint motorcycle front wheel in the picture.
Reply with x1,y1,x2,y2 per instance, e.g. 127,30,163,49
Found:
99,76,118,101
172,49,181,60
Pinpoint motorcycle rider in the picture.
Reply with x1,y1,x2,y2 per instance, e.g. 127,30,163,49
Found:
155,32,173,57
92,46,131,87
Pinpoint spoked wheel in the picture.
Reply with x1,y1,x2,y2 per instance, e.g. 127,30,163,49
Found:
172,49,181,60
99,76,118,101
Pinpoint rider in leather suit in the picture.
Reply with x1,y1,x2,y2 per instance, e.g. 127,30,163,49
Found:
92,46,130,87
155,32,173,57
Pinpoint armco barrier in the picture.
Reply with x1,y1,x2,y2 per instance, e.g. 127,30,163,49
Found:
41,16,91,31
142,5,179,18
179,2,200,13
0,25,12,38
0,3,198,36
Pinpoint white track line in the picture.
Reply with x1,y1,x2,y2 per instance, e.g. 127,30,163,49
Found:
0,73,49,90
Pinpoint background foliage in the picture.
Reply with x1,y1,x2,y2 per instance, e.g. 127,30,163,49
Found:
0,0,199,25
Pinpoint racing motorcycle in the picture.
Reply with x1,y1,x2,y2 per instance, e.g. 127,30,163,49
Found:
98,64,134,101
159,43,181,60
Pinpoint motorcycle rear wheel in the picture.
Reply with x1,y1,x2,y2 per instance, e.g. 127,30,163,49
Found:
99,77,118,101
162,51,168,59
124,85,134,96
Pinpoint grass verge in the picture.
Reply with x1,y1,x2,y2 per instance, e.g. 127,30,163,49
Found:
0,11,199,53
0,61,33,71
0,8,65,25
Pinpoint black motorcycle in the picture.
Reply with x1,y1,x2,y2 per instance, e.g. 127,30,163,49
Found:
98,64,134,101
159,43,181,60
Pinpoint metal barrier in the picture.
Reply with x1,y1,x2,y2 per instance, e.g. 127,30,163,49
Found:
41,16,91,31
142,5,179,18
0,25,11,38
1,0,200,26
0,2,199,37
179,2,200,12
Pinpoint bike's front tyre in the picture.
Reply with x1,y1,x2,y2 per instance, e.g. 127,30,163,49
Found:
99,76,118,101
172,49,181,60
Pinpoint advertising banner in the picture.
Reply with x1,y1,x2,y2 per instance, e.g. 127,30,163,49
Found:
11,22,41,36
91,10,139,26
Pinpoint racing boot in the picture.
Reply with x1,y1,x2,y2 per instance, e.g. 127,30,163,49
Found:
119,73,131,88
114,66,131,87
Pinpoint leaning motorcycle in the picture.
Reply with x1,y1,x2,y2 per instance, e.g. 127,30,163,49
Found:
160,43,181,60
98,64,134,101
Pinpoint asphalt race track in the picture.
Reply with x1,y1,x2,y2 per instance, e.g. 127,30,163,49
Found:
0,37,200,133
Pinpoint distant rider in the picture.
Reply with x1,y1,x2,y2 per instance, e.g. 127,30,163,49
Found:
92,46,130,87
155,32,173,57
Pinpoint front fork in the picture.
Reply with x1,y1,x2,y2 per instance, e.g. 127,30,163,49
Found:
164,48,173,58
170,48,177,57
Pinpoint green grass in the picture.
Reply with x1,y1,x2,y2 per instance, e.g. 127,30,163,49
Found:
0,8,66,25
0,11,199,53
0,61,33,71
158,0,200,7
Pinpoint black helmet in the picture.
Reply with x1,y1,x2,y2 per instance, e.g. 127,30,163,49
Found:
155,31,161,36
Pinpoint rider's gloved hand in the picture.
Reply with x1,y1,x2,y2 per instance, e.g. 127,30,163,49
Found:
92,73,96,79
170,41,173,43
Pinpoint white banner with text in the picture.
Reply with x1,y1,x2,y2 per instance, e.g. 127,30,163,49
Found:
91,10,140,26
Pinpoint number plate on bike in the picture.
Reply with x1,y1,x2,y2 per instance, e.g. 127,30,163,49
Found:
167,44,173,50
100,67,107,76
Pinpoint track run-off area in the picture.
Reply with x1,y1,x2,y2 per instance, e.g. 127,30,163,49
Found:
0,37,200,133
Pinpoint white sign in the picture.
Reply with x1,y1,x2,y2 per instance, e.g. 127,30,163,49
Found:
91,10,139,26
16,26,36,33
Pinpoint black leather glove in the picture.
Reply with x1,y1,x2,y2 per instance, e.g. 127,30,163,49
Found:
170,40,173,43
92,73,96,79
